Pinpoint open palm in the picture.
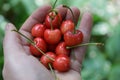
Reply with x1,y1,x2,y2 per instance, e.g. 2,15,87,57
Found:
3,5,92,80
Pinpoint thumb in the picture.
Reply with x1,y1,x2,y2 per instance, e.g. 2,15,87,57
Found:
3,23,25,58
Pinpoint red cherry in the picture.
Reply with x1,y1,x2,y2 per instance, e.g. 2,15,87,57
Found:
53,54,70,72
56,42,70,56
44,29,62,45
45,12,62,29
60,20,75,34
40,52,56,68
64,30,83,46
30,37,47,56
31,24,46,38
48,44,57,52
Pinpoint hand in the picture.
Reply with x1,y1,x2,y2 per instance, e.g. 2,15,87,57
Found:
3,5,92,80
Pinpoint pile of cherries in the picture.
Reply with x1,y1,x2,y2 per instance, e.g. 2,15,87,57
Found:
29,6,83,72
12,0,103,73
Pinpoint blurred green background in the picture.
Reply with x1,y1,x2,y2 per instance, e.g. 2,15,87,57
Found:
0,0,120,80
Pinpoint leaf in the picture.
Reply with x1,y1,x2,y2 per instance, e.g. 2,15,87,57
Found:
108,64,120,80
106,24,120,62
21,0,37,15
0,0,4,11
92,22,110,36
81,46,111,80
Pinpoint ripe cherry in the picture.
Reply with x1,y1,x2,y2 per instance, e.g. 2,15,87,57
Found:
64,30,83,46
55,42,70,56
48,44,57,52
53,54,70,72
40,52,56,69
44,29,62,45
31,24,46,38
30,37,47,56
45,12,62,29
60,20,75,34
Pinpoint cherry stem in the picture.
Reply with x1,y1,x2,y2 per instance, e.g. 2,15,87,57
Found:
12,29,35,44
52,0,58,9
63,5,75,21
49,10,58,30
12,29,55,61
49,9,58,14
66,43,104,49
50,17,54,30
34,45,55,61
62,5,76,33
48,63,59,80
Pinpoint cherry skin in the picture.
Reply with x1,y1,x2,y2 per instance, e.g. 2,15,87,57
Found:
40,52,56,69
47,44,58,52
44,29,62,45
31,24,46,38
64,30,83,46
55,42,70,56
53,54,70,72
60,20,75,34
30,37,47,57
45,12,62,29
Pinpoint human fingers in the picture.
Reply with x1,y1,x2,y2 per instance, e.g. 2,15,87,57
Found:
65,6,80,24
71,12,93,72
3,23,27,59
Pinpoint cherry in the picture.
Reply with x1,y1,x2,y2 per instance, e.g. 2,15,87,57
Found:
40,52,56,68
30,37,47,56
64,30,83,46
44,29,62,45
48,44,58,52
45,12,62,29
55,42,70,56
31,24,46,38
60,20,75,34
53,54,70,72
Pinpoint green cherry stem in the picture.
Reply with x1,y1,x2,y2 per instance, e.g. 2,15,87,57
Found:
66,43,104,49
12,29,55,61
62,5,75,21
34,45,55,61
12,29,35,44
52,0,58,9
62,5,76,34
49,9,58,14
48,63,59,80
63,5,75,22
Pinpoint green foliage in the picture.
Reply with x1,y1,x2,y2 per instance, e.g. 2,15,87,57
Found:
106,24,120,63
108,64,120,80
82,46,111,80
0,0,120,80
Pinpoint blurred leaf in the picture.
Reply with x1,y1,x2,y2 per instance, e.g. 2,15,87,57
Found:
108,64,120,80
4,0,37,28
0,56,3,80
92,22,110,36
92,14,105,24
5,2,29,28
7,0,20,7
21,0,37,15
0,15,7,53
106,24,120,62
81,46,111,80
0,0,4,11
0,15,7,80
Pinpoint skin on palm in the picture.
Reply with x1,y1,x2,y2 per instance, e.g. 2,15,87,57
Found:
3,5,92,80
3,24,54,80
